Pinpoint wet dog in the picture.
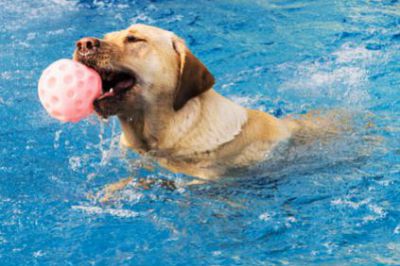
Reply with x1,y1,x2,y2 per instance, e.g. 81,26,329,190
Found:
74,24,341,182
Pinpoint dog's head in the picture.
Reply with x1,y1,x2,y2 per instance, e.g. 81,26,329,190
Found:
73,24,214,118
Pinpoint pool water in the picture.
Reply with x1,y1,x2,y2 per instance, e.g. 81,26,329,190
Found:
1,0,400,265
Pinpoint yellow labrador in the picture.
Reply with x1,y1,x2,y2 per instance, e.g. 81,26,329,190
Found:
73,24,340,182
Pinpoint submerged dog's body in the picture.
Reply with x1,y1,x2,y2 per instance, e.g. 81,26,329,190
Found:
74,24,338,180
119,89,293,179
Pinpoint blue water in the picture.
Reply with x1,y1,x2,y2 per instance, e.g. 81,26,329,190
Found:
1,0,400,265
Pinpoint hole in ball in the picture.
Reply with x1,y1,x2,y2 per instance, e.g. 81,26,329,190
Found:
86,89,93,97
59,64,67,71
52,110,61,116
51,96,59,103
63,75,73,84
88,75,97,85
47,77,56,88
76,71,84,79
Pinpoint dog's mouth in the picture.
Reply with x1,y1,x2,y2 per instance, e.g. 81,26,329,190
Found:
78,65,138,118
96,68,137,101
74,45,138,118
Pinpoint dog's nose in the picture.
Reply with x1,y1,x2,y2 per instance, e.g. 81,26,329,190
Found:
76,37,100,52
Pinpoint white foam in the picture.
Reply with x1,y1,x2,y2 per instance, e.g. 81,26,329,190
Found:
280,63,369,105
53,130,62,149
49,0,74,7
2,0,77,31
118,186,144,204
369,204,386,217
259,212,271,221
130,13,155,24
278,42,385,106
47,29,66,36
333,43,376,64
33,250,45,258
387,242,400,252
72,205,139,218
362,204,387,223
394,225,400,234
375,257,400,265
26,32,37,41
68,156,85,171
331,198,370,209
230,95,262,108
212,251,222,256
1,72,12,80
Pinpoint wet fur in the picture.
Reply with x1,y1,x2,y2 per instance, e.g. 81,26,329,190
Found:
74,24,343,180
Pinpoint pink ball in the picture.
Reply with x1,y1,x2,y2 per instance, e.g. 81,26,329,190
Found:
38,59,102,123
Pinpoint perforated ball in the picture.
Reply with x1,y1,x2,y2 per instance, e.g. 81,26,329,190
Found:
38,59,102,122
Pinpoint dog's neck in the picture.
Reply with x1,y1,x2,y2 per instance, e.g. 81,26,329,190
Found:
119,89,248,159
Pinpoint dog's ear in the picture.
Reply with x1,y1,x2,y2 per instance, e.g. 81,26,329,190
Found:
172,37,215,111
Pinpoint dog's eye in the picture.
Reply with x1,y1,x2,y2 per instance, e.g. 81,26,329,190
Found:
126,35,141,43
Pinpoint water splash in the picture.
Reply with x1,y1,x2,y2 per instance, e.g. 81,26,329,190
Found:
98,118,121,166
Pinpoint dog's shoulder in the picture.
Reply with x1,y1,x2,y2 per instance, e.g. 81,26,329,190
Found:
242,109,291,143
211,109,291,168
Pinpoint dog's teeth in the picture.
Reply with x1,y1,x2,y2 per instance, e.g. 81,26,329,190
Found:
110,88,114,93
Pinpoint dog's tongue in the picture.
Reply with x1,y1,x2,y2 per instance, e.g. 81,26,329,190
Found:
96,78,135,101
97,90,115,100
115,78,135,91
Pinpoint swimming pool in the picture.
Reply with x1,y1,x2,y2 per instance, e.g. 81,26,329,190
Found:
1,0,400,264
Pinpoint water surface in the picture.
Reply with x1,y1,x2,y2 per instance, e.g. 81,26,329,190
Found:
1,0,400,265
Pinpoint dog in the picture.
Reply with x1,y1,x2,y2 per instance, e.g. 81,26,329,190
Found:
73,24,342,183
